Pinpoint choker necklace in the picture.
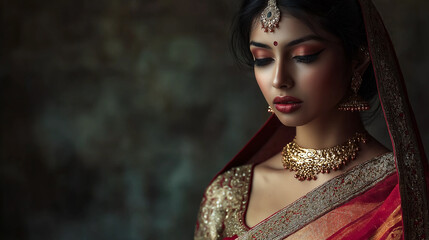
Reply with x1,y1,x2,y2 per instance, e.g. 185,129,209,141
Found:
282,132,368,181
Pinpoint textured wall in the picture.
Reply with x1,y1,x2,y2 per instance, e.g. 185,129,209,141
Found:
1,0,428,239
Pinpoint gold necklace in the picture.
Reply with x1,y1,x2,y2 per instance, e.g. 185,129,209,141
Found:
281,133,367,181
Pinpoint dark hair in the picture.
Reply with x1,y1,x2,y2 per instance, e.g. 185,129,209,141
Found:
230,0,380,123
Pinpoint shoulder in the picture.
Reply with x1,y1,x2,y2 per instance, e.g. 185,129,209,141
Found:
194,164,253,240
380,151,394,161
368,151,395,170
201,164,253,212
207,165,253,196
351,151,395,177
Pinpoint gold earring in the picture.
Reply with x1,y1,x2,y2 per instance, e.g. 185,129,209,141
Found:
268,106,274,113
338,72,370,112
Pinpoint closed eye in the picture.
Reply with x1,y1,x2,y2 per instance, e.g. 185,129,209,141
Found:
254,58,274,67
293,49,325,63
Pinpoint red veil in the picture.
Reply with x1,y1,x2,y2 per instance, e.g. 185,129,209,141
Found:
196,0,429,239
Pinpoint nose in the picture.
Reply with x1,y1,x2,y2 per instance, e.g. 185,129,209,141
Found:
272,60,294,89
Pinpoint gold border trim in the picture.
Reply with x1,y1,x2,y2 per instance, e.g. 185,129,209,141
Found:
238,153,396,240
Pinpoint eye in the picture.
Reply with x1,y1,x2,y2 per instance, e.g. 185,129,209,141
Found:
254,58,274,67
293,49,325,64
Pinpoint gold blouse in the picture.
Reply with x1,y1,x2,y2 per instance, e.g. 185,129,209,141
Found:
194,152,396,239
194,164,252,239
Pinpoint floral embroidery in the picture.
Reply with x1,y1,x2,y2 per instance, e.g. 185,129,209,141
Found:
194,165,252,239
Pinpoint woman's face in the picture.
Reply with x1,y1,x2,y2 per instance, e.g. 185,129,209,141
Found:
250,13,352,127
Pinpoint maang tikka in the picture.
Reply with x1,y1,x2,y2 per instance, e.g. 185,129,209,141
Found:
261,0,281,32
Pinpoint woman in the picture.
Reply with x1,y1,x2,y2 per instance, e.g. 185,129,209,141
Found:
194,0,429,239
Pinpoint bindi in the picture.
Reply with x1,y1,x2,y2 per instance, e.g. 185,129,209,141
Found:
273,41,278,46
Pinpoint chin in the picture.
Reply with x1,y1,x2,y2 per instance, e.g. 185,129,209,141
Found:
275,114,311,127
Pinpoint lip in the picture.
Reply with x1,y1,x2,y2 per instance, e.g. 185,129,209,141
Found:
273,96,303,113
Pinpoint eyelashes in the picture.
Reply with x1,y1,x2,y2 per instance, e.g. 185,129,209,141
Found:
293,49,325,63
253,49,325,67
254,58,274,67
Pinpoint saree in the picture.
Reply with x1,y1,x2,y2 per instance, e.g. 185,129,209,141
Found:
194,0,429,239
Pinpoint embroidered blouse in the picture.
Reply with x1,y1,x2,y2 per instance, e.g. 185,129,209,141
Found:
195,152,396,239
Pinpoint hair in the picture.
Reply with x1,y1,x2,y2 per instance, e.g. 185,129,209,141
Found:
230,0,380,123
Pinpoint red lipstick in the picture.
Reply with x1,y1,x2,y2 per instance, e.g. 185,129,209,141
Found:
273,96,303,113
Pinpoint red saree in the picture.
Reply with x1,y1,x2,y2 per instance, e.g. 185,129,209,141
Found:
195,152,401,239
194,0,429,239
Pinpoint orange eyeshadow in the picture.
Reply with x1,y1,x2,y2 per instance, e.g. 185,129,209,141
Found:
291,45,324,56
251,49,272,58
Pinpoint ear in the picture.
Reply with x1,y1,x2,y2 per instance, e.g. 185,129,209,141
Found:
352,48,371,76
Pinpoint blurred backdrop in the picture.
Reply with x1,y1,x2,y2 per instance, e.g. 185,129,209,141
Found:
1,0,428,239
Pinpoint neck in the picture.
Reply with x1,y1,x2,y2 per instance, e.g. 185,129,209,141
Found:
295,110,365,149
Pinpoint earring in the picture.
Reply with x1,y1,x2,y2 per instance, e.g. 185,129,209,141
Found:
338,72,370,112
268,106,274,113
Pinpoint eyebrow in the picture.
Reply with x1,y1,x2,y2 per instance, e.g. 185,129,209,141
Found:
249,35,325,49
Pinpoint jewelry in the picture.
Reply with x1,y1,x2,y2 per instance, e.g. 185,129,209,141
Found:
282,132,368,181
260,0,281,32
273,41,278,46
268,106,274,113
338,72,370,111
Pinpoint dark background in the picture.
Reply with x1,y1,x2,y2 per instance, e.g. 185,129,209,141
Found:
1,0,428,239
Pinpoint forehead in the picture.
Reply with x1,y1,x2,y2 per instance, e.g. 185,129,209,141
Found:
250,13,335,44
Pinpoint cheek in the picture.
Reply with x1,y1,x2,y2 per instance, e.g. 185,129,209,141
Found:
254,69,273,101
299,59,348,103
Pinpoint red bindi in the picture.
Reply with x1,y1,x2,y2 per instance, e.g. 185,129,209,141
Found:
273,41,278,46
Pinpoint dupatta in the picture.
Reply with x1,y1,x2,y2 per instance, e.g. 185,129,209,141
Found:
195,0,429,239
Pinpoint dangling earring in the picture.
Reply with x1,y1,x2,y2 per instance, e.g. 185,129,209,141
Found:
268,106,274,113
338,72,370,112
